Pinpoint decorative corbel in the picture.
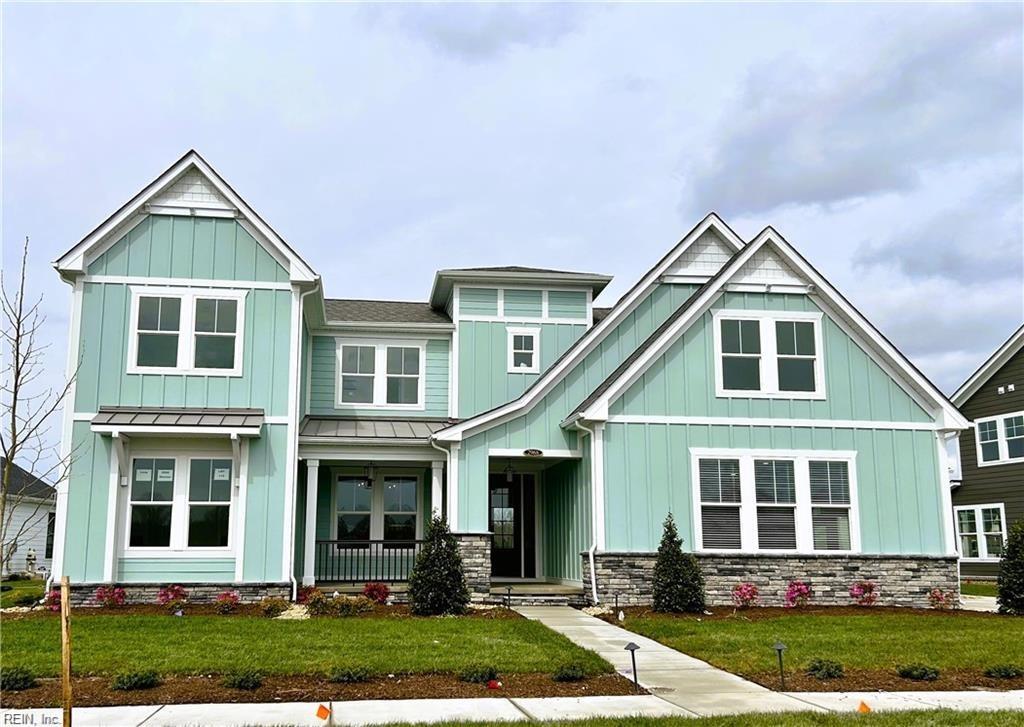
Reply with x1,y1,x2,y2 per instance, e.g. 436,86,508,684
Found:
112,431,130,486
231,433,241,489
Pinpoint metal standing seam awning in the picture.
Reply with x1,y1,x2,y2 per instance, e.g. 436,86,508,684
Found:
298,417,455,446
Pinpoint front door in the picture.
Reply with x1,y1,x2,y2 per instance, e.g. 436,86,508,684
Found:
488,473,535,578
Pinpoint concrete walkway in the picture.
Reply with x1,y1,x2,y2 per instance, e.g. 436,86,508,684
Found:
961,595,999,612
514,605,817,716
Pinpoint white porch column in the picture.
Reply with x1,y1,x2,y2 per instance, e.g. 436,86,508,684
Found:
302,459,320,586
430,460,444,517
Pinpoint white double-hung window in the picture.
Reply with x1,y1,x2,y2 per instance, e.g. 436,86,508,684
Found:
713,310,825,398
128,288,246,375
955,504,1007,560
332,471,422,542
336,340,425,409
974,411,1024,466
692,449,859,553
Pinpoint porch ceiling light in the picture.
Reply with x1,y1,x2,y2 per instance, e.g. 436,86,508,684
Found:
504,459,514,484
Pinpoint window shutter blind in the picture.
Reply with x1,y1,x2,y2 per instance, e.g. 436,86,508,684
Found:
756,506,797,549
701,506,741,549
811,507,851,550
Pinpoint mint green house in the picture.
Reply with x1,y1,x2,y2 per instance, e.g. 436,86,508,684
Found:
51,151,969,606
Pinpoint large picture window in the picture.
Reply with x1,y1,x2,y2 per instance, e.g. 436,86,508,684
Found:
335,340,425,409
128,288,246,376
693,450,858,553
955,504,1006,561
714,311,825,399
975,411,1024,466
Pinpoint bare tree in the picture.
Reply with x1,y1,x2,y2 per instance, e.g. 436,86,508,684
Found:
2,236,77,575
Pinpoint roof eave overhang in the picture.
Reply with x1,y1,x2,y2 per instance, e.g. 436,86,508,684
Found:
298,436,433,447
317,321,455,333
92,425,263,437
951,324,1024,407
428,271,613,309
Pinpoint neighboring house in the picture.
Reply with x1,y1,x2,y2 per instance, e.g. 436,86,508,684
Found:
49,151,969,606
2,458,56,575
951,325,1024,579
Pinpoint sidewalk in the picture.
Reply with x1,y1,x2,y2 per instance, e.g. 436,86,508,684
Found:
960,595,999,612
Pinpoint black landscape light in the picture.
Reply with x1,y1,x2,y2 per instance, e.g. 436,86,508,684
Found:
624,641,641,692
505,585,513,609
773,640,787,690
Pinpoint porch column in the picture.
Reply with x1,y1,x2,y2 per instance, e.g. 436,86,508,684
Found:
430,460,444,518
302,459,319,586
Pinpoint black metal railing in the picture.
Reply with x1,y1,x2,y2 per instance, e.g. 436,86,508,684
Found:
314,539,425,584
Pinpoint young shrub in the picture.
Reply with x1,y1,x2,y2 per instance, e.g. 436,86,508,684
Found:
14,592,40,607
408,515,470,616
94,586,127,608
327,666,372,683
997,519,1024,615
785,581,813,609
111,670,161,691
296,585,320,604
222,669,263,690
984,664,1024,679
849,580,879,607
42,588,61,613
651,513,706,613
259,596,290,618
928,587,958,610
334,596,375,617
805,658,844,680
552,663,586,682
897,663,939,681
305,590,338,617
214,590,240,615
1,666,37,691
156,584,188,613
362,581,390,604
731,582,759,609
459,665,499,684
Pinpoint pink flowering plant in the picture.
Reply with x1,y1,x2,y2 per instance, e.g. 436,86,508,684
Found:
156,584,188,613
849,580,879,607
215,590,240,614
94,586,127,608
928,587,958,610
784,581,813,608
731,582,759,609
43,588,61,612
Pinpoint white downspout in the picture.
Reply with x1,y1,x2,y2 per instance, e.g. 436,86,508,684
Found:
574,421,599,604
429,438,451,519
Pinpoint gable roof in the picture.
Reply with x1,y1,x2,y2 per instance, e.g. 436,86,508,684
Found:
952,324,1024,406
1,458,55,501
53,150,318,284
569,227,969,431
432,213,745,441
324,299,453,326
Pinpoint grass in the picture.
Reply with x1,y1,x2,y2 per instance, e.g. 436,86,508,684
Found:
0,613,610,677
619,610,1024,674
384,714,1024,727
0,579,44,608
961,580,998,597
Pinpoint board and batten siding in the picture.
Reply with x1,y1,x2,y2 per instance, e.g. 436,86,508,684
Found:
541,454,591,583
118,558,235,582
455,283,701,531
953,347,1024,577
602,422,944,554
306,336,450,417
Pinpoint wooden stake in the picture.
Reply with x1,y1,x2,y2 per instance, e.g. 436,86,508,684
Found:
61,576,72,727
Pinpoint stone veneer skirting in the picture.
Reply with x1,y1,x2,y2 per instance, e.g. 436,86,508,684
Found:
454,532,492,601
581,552,960,609
65,582,291,607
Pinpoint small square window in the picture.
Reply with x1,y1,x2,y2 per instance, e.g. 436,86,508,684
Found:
508,329,539,373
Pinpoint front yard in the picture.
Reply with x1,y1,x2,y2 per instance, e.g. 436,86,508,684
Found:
0,578,44,608
1,609,625,707
612,606,1024,692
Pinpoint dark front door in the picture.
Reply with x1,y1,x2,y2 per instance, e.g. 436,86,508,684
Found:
489,473,535,578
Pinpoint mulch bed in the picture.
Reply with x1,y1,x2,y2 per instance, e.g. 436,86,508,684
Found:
1,673,641,708
601,605,1007,622
2,603,522,620
746,668,1024,692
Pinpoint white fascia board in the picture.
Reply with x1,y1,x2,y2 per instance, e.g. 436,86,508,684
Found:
578,227,969,431
91,425,263,437
431,213,744,442
952,324,1024,406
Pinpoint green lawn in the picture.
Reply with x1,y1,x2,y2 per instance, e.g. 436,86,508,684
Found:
0,613,610,677
961,580,998,597
619,610,1024,674
386,714,1023,727
0,579,44,608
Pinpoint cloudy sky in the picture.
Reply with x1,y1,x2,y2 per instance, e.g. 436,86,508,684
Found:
3,1,1022,438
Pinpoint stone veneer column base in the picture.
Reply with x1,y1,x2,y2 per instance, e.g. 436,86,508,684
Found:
65,582,291,606
581,552,960,609
454,532,492,602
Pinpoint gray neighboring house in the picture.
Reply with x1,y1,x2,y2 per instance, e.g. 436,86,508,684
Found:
951,325,1024,579
2,458,57,576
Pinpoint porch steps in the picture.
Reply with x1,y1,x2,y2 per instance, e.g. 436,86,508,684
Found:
482,593,588,608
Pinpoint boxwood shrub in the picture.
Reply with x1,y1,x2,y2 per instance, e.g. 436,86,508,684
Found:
1,666,36,691
897,663,939,681
805,658,844,680
111,670,161,691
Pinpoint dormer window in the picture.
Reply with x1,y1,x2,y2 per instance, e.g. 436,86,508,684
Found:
507,327,540,374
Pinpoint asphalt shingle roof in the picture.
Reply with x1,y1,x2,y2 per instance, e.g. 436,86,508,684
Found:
1,458,55,500
324,299,451,325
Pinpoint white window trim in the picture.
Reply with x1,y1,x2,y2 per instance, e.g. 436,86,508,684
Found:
507,326,541,374
973,410,1024,467
455,284,591,325
334,338,427,411
126,286,247,376
122,451,238,558
689,447,860,554
712,309,826,400
954,502,1007,562
329,468,424,540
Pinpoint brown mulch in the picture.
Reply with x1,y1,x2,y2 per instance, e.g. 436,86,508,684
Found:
601,605,1008,622
746,667,1024,692
2,603,522,621
1,673,641,709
